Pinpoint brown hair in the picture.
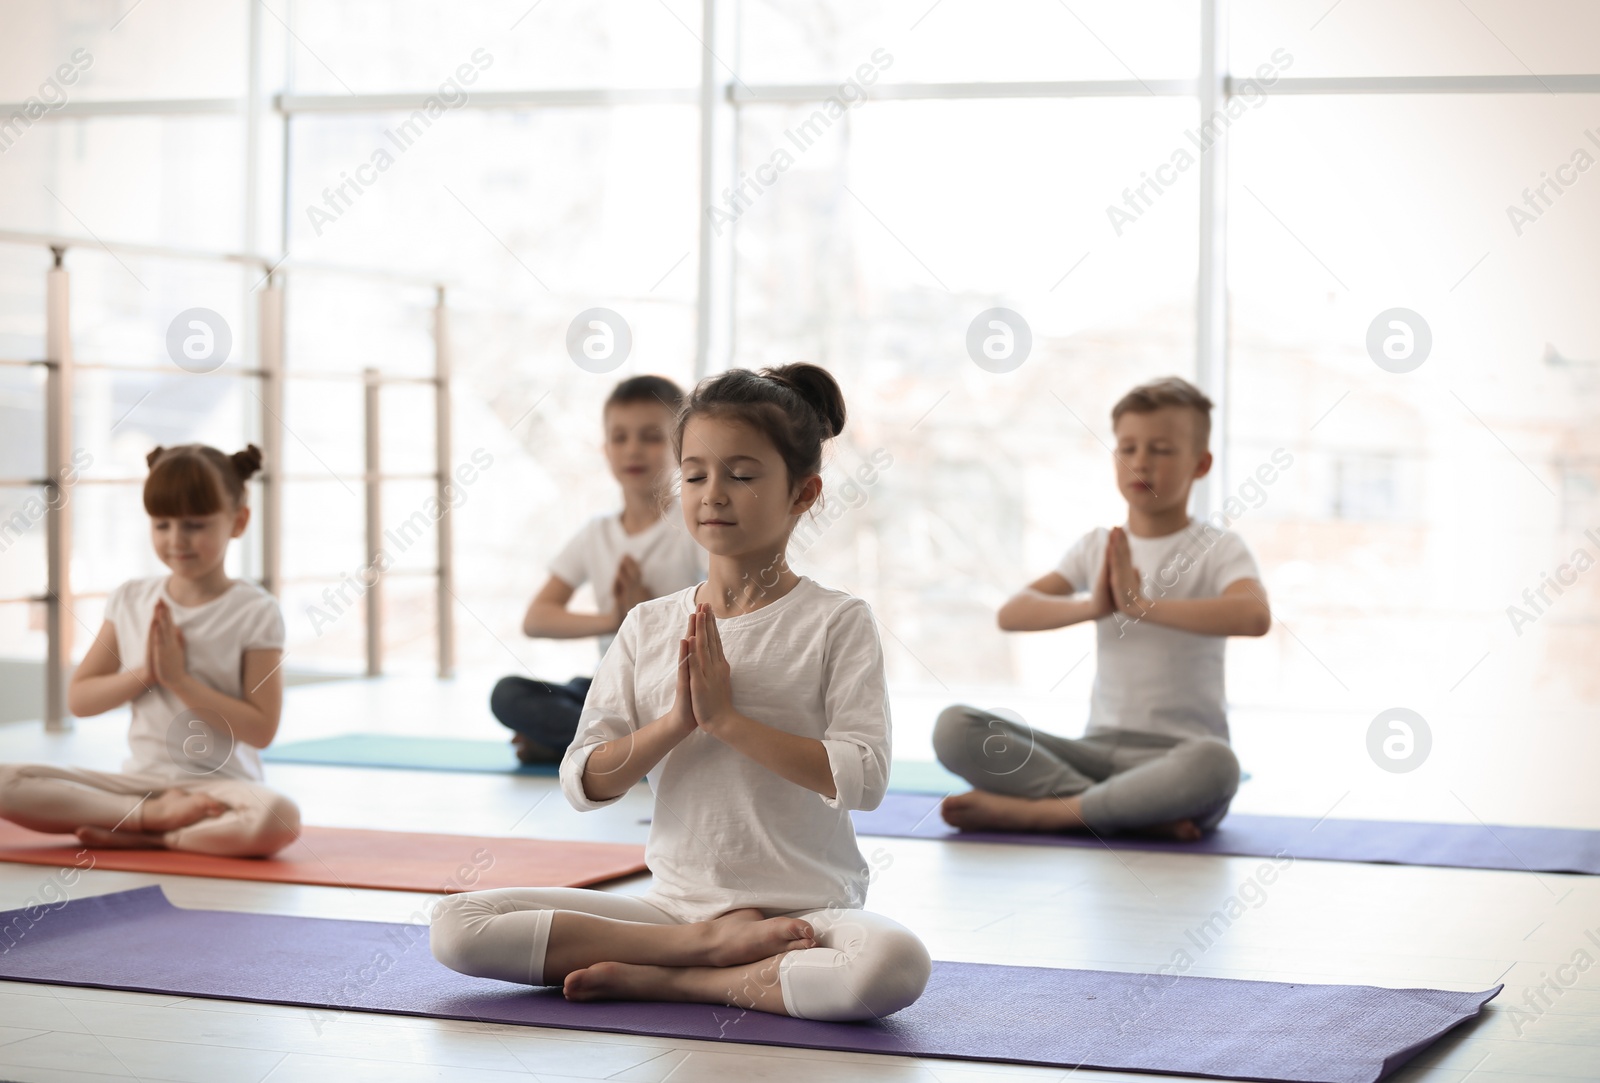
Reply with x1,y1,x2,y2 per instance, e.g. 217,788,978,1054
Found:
605,375,685,417
1111,376,1214,452
143,444,263,518
672,363,846,493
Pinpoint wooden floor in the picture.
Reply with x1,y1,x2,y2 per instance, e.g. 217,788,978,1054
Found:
0,676,1596,1083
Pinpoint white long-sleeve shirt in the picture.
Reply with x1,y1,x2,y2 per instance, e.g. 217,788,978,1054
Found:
559,576,890,922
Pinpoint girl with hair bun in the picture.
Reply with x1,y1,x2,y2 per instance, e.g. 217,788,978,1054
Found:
432,363,931,1021
0,443,301,856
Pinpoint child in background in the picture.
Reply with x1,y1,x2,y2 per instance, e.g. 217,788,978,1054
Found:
433,364,931,1020
934,377,1271,840
491,376,706,764
0,444,300,856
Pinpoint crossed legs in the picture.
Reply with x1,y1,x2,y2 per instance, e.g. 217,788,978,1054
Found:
430,888,931,1022
932,705,1240,839
489,676,592,763
0,763,301,857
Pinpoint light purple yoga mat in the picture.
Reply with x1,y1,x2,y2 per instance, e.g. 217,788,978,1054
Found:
851,793,1600,875
0,887,1496,1083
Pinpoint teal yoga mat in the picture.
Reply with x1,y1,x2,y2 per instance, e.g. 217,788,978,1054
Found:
265,734,969,794
265,735,559,775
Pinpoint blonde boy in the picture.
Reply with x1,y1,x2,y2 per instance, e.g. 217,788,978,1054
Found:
933,377,1270,838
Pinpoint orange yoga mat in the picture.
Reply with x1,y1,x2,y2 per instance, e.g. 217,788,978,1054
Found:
0,819,647,894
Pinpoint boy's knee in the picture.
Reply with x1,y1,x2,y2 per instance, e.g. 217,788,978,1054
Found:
1184,739,1241,797
931,704,981,768
934,705,1036,780
489,677,523,720
850,925,932,1019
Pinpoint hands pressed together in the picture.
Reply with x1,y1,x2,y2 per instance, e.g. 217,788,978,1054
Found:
669,603,737,739
1091,526,1149,619
144,599,189,688
611,555,651,631
583,591,841,803
581,599,746,802
1075,525,1269,639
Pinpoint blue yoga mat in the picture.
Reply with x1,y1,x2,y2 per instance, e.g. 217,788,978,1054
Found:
0,887,1496,1083
264,734,968,793
851,792,1600,875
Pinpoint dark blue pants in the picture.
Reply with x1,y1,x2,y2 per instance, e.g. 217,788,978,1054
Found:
489,675,593,757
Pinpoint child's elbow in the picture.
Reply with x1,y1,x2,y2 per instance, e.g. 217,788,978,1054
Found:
577,772,620,806
1247,608,1272,636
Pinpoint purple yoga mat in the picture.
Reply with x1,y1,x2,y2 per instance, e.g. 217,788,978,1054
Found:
851,793,1600,875
0,887,1495,1083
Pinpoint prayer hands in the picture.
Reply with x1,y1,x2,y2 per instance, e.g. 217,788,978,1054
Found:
611,555,651,631
1088,537,1116,619
147,600,188,687
1106,526,1148,617
685,604,736,736
668,611,699,736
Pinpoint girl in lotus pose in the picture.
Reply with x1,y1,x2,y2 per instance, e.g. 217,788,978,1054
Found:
0,444,299,856
431,364,930,1021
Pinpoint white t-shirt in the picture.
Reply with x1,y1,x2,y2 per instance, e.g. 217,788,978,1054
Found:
1055,519,1261,742
547,500,707,659
103,576,286,782
559,576,890,923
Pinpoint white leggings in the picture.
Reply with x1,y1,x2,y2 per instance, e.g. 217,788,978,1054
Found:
430,888,932,1022
0,763,301,857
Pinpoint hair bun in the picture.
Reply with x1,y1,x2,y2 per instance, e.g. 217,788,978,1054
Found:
145,446,167,468
230,443,264,481
764,363,846,439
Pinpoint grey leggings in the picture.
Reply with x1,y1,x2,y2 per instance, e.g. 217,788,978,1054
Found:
932,705,1240,833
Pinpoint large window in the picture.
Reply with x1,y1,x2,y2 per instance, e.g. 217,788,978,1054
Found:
1227,91,1600,718
0,1,1595,743
734,96,1199,690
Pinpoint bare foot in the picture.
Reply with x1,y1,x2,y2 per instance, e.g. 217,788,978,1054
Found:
138,789,226,833
701,908,815,967
940,792,1207,842
940,790,1084,833
564,960,680,1003
565,954,791,1012
1131,819,1203,842
74,826,168,849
